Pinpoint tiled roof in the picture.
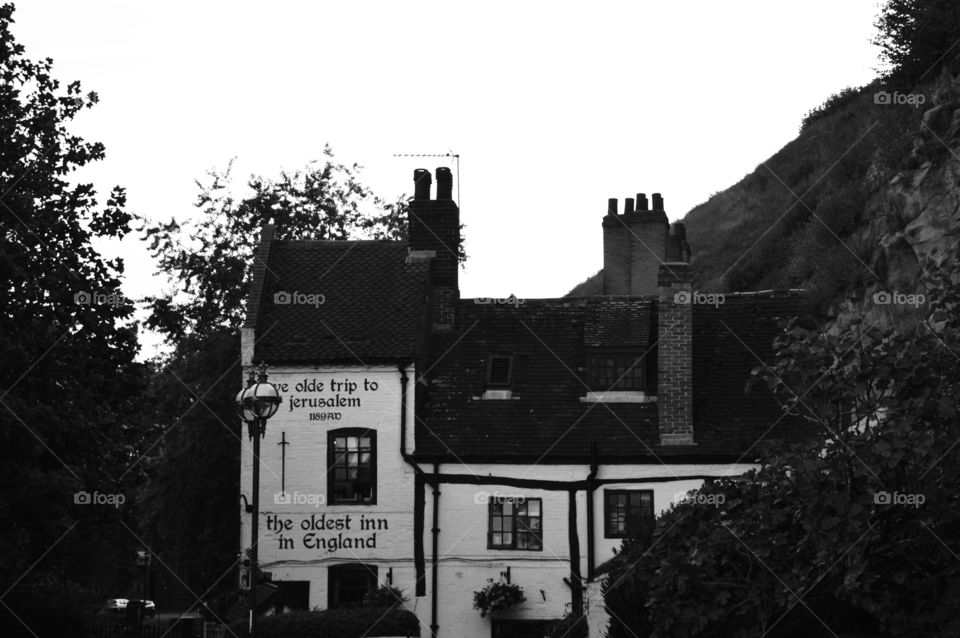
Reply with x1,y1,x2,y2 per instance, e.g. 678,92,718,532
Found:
415,298,662,463
414,293,804,462
691,292,802,454
249,240,431,364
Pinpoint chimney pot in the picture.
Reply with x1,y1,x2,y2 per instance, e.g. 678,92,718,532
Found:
624,198,635,214
637,193,649,211
607,198,618,216
652,193,664,211
413,169,431,200
436,167,453,200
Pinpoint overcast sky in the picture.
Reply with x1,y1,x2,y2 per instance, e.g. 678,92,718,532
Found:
12,1,882,356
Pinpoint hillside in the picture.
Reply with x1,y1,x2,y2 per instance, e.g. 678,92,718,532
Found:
569,53,960,322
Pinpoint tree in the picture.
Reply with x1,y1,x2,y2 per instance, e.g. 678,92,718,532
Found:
0,3,144,635
604,252,960,637
142,150,408,340
874,0,960,85
136,150,424,603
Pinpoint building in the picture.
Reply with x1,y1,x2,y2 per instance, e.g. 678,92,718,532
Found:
238,167,801,637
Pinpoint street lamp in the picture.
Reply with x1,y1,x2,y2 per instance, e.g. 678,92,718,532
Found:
235,362,281,636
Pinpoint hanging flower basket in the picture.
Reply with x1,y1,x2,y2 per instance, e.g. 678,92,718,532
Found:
472,579,526,618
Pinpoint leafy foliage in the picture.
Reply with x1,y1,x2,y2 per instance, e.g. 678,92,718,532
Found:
800,85,868,132
0,3,144,634
548,612,588,638
364,584,409,608
135,329,242,595
140,148,408,341
874,0,960,85
135,150,423,600
604,251,960,637
473,579,526,617
230,607,420,638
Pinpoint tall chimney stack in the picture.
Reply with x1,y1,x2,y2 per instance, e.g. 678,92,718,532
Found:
601,190,672,296
408,168,460,331
436,166,453,200
657,262,694,445
413,169,432,200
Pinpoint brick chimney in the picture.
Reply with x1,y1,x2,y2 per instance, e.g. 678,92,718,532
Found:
602,192,670,296
408,167,460,331
657,262,694,445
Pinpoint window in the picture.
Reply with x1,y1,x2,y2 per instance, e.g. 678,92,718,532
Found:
486,354,513,387
328,564,377,608
328,429,376,504
588,352,645,391
272,581,310,614
488,498,541,550
604,490,653,538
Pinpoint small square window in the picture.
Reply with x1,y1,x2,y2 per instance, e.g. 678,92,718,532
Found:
604,490,653,538
489,498,542,550
486,355,513,387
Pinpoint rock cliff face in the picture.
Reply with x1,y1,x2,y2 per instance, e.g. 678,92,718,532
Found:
875,69,960,282
848,60,960,328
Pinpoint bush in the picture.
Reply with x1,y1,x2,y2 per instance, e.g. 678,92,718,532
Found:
604,252,960,637
230,607,420,638
800,85,867,131
364,584,408,608
547,613,587,638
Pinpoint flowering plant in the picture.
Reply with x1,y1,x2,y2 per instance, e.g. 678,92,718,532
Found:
472,578,525,617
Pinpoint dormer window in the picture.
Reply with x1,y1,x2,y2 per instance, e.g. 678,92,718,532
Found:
486,354,513,387
587,351,645,391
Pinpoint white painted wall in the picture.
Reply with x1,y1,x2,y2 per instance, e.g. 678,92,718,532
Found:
238,365,758,637
239,365,423,612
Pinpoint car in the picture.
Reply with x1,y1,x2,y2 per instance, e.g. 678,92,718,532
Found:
126,599,157,617
100,598,129,614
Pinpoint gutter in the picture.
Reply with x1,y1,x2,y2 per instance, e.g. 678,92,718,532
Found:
586,442,598,581
431,463,440,638
399,364,428,598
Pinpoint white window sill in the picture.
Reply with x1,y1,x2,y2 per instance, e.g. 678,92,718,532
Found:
480,389,515,400
580,391,656,403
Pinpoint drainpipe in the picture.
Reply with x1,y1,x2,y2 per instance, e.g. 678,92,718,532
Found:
431,463,441,638
399,364,428,597
586,442,598,580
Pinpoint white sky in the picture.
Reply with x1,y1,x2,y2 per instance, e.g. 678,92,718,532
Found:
12,1,882,356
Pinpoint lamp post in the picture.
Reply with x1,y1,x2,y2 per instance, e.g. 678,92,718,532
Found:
235,362,282,636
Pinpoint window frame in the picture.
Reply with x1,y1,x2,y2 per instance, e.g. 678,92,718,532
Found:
485,354,514,388
327,563,378,609
586,350,646,391
327,428,377,505
603,489,654,538
487,497,542,551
